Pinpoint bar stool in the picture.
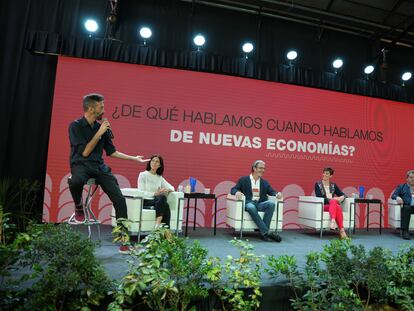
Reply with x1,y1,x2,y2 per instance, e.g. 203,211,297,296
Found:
67,178,101,240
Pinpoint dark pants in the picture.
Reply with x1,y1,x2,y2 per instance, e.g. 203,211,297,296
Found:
401,205,414,231
144,195,170,227
68,163,127,219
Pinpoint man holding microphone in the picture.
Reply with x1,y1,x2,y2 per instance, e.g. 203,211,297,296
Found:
68,93,148,236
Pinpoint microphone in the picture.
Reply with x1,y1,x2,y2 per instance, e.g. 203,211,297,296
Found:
102,118,114,139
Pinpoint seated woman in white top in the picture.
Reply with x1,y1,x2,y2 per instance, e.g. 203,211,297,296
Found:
137,155,174,228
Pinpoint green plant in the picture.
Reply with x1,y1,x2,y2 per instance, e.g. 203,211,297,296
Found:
109,227,210,311
112,218,131,246
267,239,414,311
206,238,263,311
0,231,32,309
0,207,14,246
0,179,17,244
383,246,414,311
0,178,42,234
6,223,112,310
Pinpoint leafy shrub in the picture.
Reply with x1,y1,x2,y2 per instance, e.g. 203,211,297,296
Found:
206,238,263,311
1,223,111,310
267,239,414,311
109,227,210,311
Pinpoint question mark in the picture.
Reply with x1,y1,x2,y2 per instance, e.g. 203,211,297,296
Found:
349,146,355,156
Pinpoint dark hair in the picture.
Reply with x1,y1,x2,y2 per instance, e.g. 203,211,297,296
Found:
83,93,104,112
251,160,265,173
407,170,414,178
146,154,164,175
323,167,334,175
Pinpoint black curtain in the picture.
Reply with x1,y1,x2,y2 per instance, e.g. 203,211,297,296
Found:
1,0,413,217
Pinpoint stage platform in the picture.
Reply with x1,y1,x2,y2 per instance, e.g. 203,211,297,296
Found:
88,225,413,310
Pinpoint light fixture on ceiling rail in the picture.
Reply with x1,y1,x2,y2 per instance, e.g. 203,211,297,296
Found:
364,65,374,74
139,26,152,45
332,58,343,73
363,65,374,79
242,42,254,59
402,71,412,86
193,34,206,51
84,19,99,37
286,50,298,66
286,50,298,61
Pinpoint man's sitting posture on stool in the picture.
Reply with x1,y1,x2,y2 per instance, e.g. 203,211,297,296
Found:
231,160,282,242
392,170,414,240
68,93,148,239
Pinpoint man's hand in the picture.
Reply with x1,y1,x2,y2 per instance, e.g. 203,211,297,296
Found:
396,196,403,204
97,120,111,137
235,191,244,200
276,192,283,200
133,156,150,163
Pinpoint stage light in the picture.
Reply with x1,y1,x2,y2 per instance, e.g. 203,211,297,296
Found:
332,58,343,69
193,34,206,47
242,42,254,53
84,19,98,35
402,71,412,81
364,65,374,75
139,27,152,39
139,26,152,45
286,50,298,60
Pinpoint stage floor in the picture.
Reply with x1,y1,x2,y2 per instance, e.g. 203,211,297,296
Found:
92,225,414,285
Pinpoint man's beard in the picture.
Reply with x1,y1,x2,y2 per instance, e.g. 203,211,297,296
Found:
96,113,103,120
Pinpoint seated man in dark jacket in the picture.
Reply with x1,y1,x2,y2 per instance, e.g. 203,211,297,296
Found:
392,170,414,240
230,160,282,242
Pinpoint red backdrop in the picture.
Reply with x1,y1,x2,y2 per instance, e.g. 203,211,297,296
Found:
43,56,414,229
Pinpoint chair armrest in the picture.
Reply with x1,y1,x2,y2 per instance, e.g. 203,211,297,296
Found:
121,188,145,197
341,197,354,213
298,196,324,203
227,194,245,203
388,198,402,207
167,191,184,211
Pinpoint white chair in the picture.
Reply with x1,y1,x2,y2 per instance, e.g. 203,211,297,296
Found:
298,196,355,238
226,194,283,239
111,188,184,240
388,199,414,231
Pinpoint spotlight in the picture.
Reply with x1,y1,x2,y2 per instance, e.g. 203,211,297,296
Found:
242,42,254,53
332,58,343,69
139,27,152,39
286,50,298,61
402,72,412,81
193,34,206,50
364,65,374,75
84,19,98,36
139,26,152,45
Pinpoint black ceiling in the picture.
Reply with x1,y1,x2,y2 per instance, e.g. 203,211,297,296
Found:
184,0,414,49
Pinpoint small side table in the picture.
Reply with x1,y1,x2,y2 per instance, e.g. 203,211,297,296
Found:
184,193,217,237
350,198,383,234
